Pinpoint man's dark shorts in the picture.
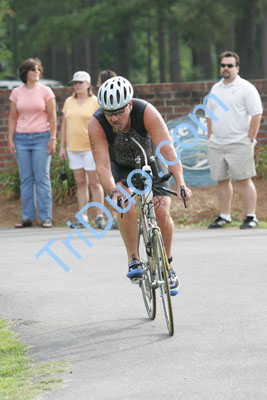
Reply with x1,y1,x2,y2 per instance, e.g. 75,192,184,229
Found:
110,158,171,197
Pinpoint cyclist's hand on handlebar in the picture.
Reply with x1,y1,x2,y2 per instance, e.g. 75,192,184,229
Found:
116,195,124,209
177,185,192,207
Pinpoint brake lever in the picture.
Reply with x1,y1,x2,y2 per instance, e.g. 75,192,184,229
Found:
117,196,123,218
180,185,187,208
154,171,172,184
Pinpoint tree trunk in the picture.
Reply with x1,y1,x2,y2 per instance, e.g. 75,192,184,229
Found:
40,48,53,79
157,4,166,82
71,36,98,85
191,39,213,80
113,24,131,78
50,46,69,83
235,0,257,79
147,26,153,83
88,35,99,85
168,24,181,82
260,10,267,78
197,41,213,80
12,17,18,77
71,42,88,73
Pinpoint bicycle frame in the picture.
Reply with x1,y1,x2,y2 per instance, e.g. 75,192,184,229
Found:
129,138,174,334
118,137,179,335
136,162,165,288
136,160,174,335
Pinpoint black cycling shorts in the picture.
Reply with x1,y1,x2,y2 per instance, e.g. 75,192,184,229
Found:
110,159,171,197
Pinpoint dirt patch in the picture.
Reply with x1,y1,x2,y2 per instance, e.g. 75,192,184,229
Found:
0,179,266,228
171,178,267,226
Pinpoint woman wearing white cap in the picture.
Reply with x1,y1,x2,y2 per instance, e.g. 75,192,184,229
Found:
59,71,105,229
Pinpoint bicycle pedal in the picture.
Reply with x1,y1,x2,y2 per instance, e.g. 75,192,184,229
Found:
131,277,141,284
151,281,158,289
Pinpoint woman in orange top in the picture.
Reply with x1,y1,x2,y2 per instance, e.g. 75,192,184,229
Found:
59,71,105,229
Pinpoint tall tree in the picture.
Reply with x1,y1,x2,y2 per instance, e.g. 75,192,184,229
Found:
171,0,229,80
157,2,166,82
168,23,181,82
0,0,11,77
113,24,132,78
2,0,267,83
260,8,267,78
235,0,258,78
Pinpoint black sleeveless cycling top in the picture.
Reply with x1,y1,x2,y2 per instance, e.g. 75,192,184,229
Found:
93,98,155,168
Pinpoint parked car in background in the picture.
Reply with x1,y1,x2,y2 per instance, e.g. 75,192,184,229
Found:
0,78,64,89
40,79,64,88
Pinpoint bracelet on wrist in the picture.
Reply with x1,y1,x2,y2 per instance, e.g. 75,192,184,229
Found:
50,137,57,140
108,189,118,199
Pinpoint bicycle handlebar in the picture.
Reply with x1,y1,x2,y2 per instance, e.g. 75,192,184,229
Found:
117,137,187,208
180,185,187,208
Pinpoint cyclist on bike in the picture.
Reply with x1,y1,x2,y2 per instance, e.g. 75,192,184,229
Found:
88,76,192,295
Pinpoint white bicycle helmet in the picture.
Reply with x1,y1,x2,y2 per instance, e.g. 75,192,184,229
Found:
97,76,133,110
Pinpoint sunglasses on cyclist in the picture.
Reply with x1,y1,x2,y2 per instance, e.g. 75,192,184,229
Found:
103,106,127,117
220,63,236,68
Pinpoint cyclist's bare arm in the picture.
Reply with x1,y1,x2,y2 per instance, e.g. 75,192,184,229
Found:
88,117,117,194
143,103,192,201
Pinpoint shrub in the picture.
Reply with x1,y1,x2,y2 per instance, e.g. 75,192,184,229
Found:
255,145,267,179
0,150,77,204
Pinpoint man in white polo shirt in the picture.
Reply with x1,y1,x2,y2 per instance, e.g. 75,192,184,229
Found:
206,51,263,229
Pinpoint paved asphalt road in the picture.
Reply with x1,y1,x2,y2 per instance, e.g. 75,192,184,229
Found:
0,226,267,400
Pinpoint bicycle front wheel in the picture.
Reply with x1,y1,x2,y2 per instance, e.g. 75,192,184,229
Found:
138,226,156,320
152,229,174,336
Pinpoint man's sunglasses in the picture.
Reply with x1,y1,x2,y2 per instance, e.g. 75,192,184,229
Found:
220,63,236,68
104,106,127,117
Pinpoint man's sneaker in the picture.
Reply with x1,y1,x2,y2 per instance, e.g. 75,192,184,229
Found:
168,269,180,296
70,220,85,229
111,219,118,230
96,215,105,229
127,257,144,280
240,216,258,229
208,216,231,229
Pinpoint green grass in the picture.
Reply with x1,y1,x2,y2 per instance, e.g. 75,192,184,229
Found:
0,318,68,400
175,219,267,229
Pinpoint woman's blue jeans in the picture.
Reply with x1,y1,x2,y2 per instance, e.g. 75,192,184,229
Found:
14,131,52,221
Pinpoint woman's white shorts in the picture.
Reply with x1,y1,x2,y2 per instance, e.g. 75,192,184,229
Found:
67,150,96,171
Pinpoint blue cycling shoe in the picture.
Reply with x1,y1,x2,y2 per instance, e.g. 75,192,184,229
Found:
167,257,180,296
127,256,144,280
168,269,180,296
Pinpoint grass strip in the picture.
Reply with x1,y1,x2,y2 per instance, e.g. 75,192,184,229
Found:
0,318,68,400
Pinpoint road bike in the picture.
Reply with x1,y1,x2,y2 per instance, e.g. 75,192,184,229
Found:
118,138,186,336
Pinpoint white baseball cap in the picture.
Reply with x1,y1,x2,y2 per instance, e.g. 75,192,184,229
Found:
71,71,91,83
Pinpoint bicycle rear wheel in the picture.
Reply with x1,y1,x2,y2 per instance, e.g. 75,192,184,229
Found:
152,229,174,336
138,226,156,320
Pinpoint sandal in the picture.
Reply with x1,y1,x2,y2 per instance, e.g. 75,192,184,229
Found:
15,220,32,228
42,219,52,228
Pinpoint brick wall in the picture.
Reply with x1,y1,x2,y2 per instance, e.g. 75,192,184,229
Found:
1,79,267,172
